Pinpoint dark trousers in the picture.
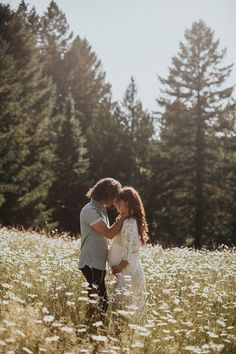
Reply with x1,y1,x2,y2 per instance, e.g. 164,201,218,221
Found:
81,265,108,313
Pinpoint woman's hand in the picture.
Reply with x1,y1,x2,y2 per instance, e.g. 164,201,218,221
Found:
112,260,129,276
112,264,122,276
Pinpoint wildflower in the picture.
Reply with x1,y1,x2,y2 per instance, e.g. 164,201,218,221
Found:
65,292,74,296
173,298,180,305
128,323,137,330
108,336,119,342
186,330,195,339
91,335,108,342
156,322,167,326
60,326,74,334
201,344,210,350
45,336,60,343
168,318,177,324
216,319,226,327
131,341,144,348
22,281,32,289
15,330,26,337
22,348,33,354
116,309,134,316
5,338,16,343
139,330,151,337
78,296,90,302
43,315,54,323
4,320,16,327
174,307,183,312
92,321,103,327
110,347,121,351
207,331,218,338
1,283,13,289
183,345,202,353
209,342,224,352
145,321,155,328
42,307,49,314
77,328,86,333
182,321,193,327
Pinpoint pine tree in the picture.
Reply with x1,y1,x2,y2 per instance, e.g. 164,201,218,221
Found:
156,20,234,248
39,0,73,77
48,92,89,233
85,96,126,180
17,0,40,36
63,35,111,133
116,77,154,191
63,34,114,191
37,0,73,114
0,4,55,228
151,101,196,246
0,34,25,217
215,107,236,245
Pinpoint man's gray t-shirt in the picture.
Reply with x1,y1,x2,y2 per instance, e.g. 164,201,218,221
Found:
79,199,109,270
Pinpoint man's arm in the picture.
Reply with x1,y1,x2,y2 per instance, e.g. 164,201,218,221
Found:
112,260,129,275
91,214,126,240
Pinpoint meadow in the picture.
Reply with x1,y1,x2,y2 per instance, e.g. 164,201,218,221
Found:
0,228,235,354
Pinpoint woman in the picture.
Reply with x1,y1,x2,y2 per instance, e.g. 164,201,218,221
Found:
108,186,148,314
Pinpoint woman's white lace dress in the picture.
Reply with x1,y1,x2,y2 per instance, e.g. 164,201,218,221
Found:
108,218,146,313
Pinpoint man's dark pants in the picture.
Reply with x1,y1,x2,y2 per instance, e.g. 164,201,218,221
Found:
81,265,108,313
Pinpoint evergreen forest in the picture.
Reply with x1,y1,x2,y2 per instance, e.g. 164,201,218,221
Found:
0,1,235,248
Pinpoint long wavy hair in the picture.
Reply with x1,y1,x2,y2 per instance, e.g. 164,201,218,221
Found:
119,187,148,245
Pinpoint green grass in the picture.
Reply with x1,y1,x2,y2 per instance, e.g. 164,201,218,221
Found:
0,228,235,353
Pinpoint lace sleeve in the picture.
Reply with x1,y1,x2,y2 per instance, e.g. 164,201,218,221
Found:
121,219,140,266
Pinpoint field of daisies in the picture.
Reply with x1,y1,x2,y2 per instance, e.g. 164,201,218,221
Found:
0,228,235,354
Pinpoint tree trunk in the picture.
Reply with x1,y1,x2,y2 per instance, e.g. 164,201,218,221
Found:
195,96,204,249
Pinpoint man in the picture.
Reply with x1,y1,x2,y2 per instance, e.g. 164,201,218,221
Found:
79,177,127,313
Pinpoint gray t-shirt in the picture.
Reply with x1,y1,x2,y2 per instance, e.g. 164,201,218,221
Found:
79,199,109,270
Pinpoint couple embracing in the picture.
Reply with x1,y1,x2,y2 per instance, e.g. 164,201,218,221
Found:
79,177,148,316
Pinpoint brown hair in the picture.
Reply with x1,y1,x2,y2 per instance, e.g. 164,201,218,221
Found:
119,186,148,245
86,178,121,203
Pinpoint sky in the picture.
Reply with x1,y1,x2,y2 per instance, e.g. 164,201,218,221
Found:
1,0,236,111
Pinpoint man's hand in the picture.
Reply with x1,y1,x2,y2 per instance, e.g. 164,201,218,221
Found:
92,210,127,240
118,204,129,219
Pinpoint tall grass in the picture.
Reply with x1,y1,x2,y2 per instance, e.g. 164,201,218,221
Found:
0,228,235,353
